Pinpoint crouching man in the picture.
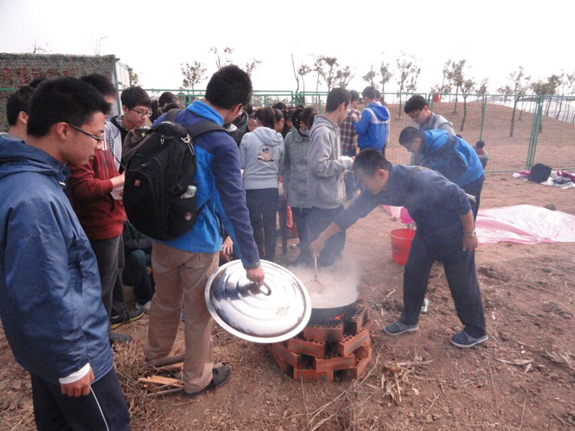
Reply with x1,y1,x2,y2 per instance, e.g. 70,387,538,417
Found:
309,149,487,348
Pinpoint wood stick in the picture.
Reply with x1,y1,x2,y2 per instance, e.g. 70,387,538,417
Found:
519,396,527,431
487,359,498,413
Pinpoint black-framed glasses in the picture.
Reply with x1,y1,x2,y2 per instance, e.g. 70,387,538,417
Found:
67,123,105,144
129,108,152,118
408,110,422,120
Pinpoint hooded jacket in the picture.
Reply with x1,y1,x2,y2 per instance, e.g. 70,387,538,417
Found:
422,129,484,187
0,137,113,385
283,129,311,209
354,102,390,152
240,126,284,190
308,115,353,209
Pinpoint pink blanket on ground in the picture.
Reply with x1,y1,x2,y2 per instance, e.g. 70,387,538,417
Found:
476,205,575,245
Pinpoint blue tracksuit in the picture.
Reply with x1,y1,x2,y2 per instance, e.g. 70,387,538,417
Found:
354,102,390,152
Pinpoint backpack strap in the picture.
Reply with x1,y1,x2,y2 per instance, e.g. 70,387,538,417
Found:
184,120,227,140
163,108,181,123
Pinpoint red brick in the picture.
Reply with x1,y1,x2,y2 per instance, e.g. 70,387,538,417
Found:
353,338,372,361
336,329,369,357
287,337,326,357
303,322,344,342
269,349,294,377
344,304,370,335
346,357,370,379
294,367,334,382
313,354,356,373
269,342,299,367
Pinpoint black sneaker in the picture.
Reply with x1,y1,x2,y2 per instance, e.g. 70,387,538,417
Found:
110,309,144,330
109,332,133,345
383,320,419,336
450,330,488,348
183,364,231,398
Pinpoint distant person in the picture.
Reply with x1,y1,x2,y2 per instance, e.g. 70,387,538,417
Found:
151,92,183,123
474,140,489,169
340,90,360,200
0,77,130,430
283,106,318,265
2,80,44,141
307,88,354,266
399,127,485,219
310,149,487,349
106,86,152,170
240,107,284,262
354,86,390,153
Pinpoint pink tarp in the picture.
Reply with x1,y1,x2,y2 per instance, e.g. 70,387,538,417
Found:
476,205,575,245
383,204,575,245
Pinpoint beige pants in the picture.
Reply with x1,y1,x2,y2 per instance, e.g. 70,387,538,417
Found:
145,242,218,393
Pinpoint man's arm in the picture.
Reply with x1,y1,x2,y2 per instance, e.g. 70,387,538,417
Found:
67,155,123,202
308,130,352,178
354,109,371,135
460,210,478,252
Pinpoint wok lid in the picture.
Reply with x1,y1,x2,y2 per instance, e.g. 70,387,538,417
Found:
205,260,311,343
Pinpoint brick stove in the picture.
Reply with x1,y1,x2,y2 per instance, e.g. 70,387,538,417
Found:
268,301,373,382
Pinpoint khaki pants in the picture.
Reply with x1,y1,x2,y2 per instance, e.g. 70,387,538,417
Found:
145,242,218,393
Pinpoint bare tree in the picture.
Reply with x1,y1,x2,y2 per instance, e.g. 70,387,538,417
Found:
395,52,420,118
243,58,262,77
126,65,140,87
498,66,531,138
443,59,466,114
379,58,393,97
362,65,377,88
298,64,312,94
209,47,234,70
336,66,354,89
181,61,206,93
88,36,107,56
459,78,476,131
30,40,48,54
291,54,300,94
314,56,339,92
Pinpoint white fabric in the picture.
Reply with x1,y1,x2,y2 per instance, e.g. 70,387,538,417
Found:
59,363,90,384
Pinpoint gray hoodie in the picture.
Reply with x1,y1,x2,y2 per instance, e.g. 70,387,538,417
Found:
240,126,284,190
307,115,353,209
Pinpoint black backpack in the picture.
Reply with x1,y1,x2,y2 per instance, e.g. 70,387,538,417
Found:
122,110,225,241
528,163,552,184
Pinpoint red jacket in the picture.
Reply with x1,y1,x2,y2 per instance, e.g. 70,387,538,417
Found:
67,149,126,241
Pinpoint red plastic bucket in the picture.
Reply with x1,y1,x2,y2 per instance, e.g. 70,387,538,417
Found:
389,228,416,265
432,94,441,103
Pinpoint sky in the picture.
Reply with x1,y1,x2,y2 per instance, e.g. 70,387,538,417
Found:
0,0,573,96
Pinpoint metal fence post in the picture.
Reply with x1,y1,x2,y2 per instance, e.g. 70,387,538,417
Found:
526,96,544,170
479,94,487,141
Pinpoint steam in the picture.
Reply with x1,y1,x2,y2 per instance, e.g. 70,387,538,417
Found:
289,260,359,308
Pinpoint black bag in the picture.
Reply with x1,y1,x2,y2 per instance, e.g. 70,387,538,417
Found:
123,110,225,240
528,163,552,183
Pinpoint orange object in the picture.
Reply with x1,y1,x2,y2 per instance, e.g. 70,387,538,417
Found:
432,94,441,103
389,228,416,265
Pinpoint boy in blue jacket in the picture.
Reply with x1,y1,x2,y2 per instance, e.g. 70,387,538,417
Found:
0,78,130,430
399,127,485,218
354,86,390,153
310,149,487,348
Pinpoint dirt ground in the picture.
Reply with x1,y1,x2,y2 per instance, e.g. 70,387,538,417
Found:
1,171,574,431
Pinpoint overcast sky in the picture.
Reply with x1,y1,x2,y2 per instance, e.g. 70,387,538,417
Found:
1,0,572,95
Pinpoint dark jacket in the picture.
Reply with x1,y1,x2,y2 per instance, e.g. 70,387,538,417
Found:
335,164,471,243
0,137,113,384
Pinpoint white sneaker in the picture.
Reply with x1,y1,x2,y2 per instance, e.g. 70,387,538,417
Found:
136,300,152,313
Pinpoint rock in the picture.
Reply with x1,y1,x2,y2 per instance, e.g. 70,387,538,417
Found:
544,204,556,211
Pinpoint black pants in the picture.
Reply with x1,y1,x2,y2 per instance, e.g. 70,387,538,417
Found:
309,205,346,267
400,232,486,338
246,188,278,261
91,235,123,318
462,175,485,220
122,250,155,306
31,368,130,431
291,207,313,264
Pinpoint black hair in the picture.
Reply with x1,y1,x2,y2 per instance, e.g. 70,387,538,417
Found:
6,85,36,126
398,126,424,146
272,102,287,111
158,92,180,107
121,86,151,109
28,77,47,88
353,148,391,176
205,65,253,109
273,108,285,122
325,88,351,113
292,106,318,136
404,95,428,114
244,104,254,116
362,86,376,100
475,140,485,149
375,90,381,99
349,90,359,102
254,107,276,129
80,74,118,99
27,77,110,138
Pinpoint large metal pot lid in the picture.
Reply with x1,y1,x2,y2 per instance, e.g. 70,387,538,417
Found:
205,260,311,344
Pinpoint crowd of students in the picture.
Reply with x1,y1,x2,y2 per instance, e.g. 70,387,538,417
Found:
0,67,490,430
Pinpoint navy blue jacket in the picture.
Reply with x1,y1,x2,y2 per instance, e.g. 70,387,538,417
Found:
335,164,471,243
154,101,260,268
421,130,484,187
0,137,113,384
